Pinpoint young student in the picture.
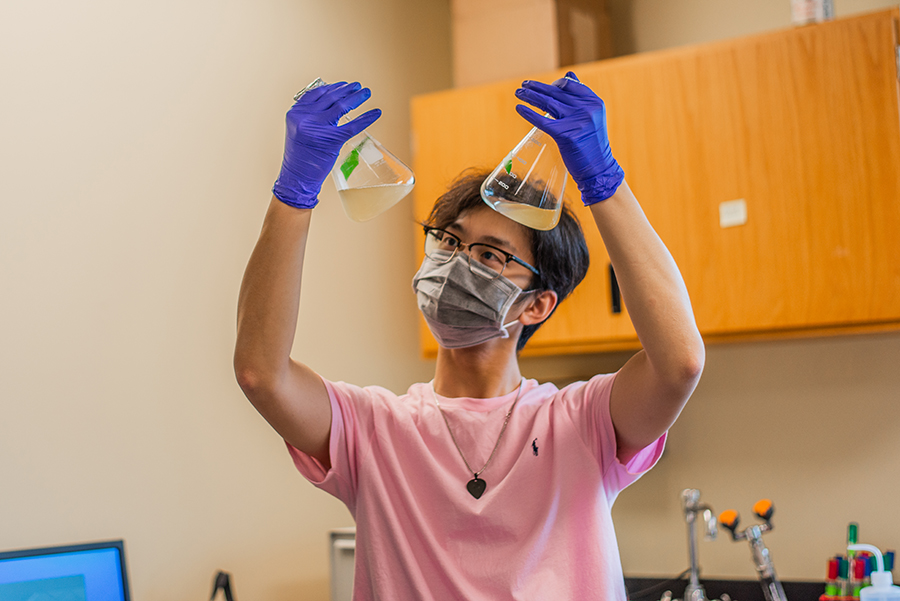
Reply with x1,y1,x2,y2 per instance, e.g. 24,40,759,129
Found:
234,73,705,600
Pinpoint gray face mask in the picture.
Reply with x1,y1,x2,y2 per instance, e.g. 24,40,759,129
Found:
412,253,528,349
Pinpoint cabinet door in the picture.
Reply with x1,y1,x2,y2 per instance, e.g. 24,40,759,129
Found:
411,9,900,357
594,10,900,339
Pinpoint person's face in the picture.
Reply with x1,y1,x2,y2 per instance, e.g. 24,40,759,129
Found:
442,205,537,291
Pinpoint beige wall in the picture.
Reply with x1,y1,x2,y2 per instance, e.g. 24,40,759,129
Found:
612,332,900,580
0,1,450,600
3,1,899,600
452,0,561,87
611,0,900,55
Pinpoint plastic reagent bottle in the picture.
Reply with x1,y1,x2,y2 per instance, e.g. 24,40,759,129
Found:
849,544,900,601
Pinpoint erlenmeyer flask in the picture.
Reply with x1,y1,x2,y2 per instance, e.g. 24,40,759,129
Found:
480,123,568,231
295,78,415,222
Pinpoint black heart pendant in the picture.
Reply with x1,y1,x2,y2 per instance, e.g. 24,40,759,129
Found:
466,476,486,499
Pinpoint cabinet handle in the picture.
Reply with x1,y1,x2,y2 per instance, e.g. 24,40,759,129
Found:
609,263,621,314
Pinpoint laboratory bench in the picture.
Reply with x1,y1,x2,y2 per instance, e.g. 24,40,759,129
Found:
624,576,824,601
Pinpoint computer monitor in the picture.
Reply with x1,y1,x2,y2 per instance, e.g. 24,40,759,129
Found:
0,539,131,601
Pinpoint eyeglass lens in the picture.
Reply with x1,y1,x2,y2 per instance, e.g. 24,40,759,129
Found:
424,229,508,278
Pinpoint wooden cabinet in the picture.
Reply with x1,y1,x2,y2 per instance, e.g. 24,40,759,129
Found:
410,9,900,357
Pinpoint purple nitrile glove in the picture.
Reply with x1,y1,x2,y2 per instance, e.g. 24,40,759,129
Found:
272,81,382,209
514,71,624,205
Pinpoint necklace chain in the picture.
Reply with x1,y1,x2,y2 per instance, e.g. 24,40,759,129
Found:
430,378,524,478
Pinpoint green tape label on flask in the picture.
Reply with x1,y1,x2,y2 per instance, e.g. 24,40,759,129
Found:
341,147,360,179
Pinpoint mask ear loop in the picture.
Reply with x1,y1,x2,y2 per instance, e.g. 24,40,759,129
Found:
501,319,520,332
500,289,542,334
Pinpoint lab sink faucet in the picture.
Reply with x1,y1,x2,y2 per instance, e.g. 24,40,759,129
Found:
718,499,788,601
682,489,718,601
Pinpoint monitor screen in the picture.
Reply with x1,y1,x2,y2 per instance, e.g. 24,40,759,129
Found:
0,540,131,601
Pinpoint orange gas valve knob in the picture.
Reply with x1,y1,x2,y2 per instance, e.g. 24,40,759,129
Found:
719,509,740,531
753,499,774,521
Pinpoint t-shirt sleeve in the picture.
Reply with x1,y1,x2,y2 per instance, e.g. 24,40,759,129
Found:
285,378,368,514
558,372,666,495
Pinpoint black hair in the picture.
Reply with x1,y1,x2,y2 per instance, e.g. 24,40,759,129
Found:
424,168,590,351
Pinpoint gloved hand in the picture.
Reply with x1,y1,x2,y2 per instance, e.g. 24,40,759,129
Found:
514,71,624,205
273,81,382,209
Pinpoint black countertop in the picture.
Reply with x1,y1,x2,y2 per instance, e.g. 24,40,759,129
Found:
625,577,824,601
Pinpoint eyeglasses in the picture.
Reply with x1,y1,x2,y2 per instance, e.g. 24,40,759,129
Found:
423,226,541,281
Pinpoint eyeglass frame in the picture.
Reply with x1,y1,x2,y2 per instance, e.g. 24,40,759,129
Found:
422,225,542,281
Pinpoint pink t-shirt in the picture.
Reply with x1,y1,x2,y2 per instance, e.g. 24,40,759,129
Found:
287,373,665,600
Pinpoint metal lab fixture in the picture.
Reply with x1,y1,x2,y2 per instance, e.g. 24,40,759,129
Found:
680,489,721,601
719,500,788,601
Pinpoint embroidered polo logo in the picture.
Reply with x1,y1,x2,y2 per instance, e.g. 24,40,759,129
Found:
532,438,539,456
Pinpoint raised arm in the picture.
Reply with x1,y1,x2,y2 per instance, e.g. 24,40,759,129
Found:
588,182,704,460
515,73,705,462
234,81,380,468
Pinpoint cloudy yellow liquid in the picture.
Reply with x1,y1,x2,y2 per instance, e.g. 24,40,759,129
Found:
489,199,561,230
338,183,414,222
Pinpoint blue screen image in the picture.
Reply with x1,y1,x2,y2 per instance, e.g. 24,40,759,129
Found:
0,547,126,601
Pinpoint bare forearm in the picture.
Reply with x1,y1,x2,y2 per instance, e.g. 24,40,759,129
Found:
235,197,313,385
590,181,704,384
